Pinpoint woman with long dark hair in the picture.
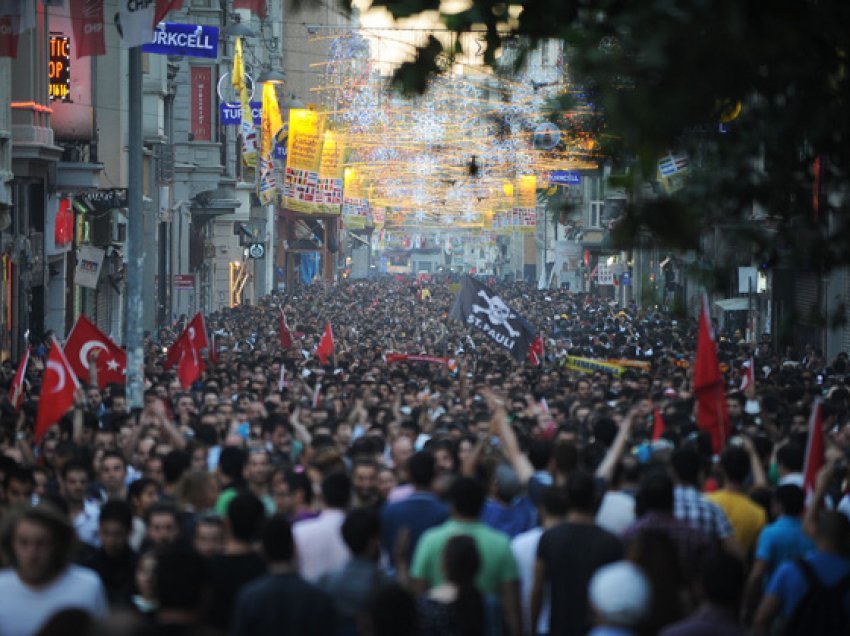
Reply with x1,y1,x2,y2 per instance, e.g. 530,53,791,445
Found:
418,535,485,636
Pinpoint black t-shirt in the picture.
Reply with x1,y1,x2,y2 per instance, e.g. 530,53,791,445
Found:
206,552,267,631
537,521,623,636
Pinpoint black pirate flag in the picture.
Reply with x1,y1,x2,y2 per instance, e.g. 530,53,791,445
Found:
449,276,536,362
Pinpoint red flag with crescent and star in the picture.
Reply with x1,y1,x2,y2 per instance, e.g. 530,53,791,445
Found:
64,315,126,389
35,337,80,442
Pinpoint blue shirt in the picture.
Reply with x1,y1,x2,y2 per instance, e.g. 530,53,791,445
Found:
482,496,537,539
755,516,815,583
381,491,449,564
766,551,850,617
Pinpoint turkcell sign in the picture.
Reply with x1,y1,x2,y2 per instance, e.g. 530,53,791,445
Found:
220,101,262,126
142,23,219,59
549,171,581,186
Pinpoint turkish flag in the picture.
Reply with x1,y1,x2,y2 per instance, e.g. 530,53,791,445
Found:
177,344,203,389
70,0,106,59
233,0,267,19
64,315,126,388
652,406,666,441
279,309,293,349
165,313,209,369
693,296,729,454
316,322,334,364
528,334,543,366
9,346,31,411
154,0,184,24
803,400,825,498
35,338,80,443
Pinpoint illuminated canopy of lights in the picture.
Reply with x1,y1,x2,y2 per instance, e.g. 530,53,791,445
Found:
307,29,602,232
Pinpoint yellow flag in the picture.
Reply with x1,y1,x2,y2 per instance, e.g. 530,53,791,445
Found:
232,37,256,167
261,82,283,160
232,37,245,93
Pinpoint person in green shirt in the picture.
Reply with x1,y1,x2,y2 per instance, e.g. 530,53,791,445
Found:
410,476,522,636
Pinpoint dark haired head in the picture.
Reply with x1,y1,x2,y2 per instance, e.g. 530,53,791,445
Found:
566,470,599,514
700,551,744,609
155,545,210,611
321,471,351,509
776,484,805,517
163,450,191,486
227,492,266,543
636,470,674,515
449,476,486,519
670,446,702,486
0,504,77,580
99,500,133,532
719,447,750,484
408,451,436,488
218,446,247,482
261,515,295,563
341,507,381,556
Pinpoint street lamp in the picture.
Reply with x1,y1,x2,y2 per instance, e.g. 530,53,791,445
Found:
256,68,286,84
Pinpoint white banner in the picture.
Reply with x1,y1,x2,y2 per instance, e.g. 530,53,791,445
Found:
75,245,105,289
118,0,156,49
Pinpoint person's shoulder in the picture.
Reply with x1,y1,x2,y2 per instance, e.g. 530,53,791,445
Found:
66,564,103,586
0,568,19,586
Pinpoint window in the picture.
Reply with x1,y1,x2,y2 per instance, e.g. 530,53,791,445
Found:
589,201,603,228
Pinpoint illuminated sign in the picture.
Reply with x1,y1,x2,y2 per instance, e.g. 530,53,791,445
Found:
49,35,71,103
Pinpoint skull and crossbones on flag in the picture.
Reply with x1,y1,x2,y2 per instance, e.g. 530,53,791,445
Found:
450,276,536,361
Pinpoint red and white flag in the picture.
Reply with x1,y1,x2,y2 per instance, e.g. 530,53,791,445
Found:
118,0,183,48
528,334,544,366
168,313,208,388
64,315,126,389
0,0,36,58
693,295,729,454
69,0,106,58
177,342,203,389
9,346,30,411
740,357,756,392
279,308,293,349
803,400,825,499
35,337,80,443
316,322,334,364
165,312,209,369
233,0,267,19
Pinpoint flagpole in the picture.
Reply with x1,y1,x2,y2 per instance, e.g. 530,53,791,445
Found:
126,45,145,409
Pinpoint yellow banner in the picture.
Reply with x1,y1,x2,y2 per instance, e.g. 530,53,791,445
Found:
563,356,626,376
316,129,343,215
283,108,325,213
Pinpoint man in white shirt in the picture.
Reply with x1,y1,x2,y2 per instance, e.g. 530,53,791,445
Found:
59,460,101,547
0,505,108,636
293,471,351,582
511,487,567,636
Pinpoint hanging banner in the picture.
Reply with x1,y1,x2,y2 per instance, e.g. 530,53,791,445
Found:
342,168,368,229
69,0,105,59
316,129,343,214
282,108,325,213
514,175,537,234
142,23,219,59
190,66,212,141
75,245,105,289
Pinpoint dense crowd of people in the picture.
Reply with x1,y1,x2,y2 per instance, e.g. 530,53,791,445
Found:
0,276,849,636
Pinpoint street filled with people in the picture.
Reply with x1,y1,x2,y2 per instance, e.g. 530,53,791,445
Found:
1,276,849,636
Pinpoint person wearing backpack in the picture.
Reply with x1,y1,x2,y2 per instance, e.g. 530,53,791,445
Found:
753,510,850,636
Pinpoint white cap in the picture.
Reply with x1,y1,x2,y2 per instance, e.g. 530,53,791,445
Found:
589,561,652,627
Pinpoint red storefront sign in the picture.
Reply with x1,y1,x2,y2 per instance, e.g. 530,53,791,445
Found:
191,66,211,141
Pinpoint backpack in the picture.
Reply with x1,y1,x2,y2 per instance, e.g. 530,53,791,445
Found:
784,558,850,636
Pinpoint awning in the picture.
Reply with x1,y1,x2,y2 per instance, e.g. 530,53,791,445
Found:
715,297,750,312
